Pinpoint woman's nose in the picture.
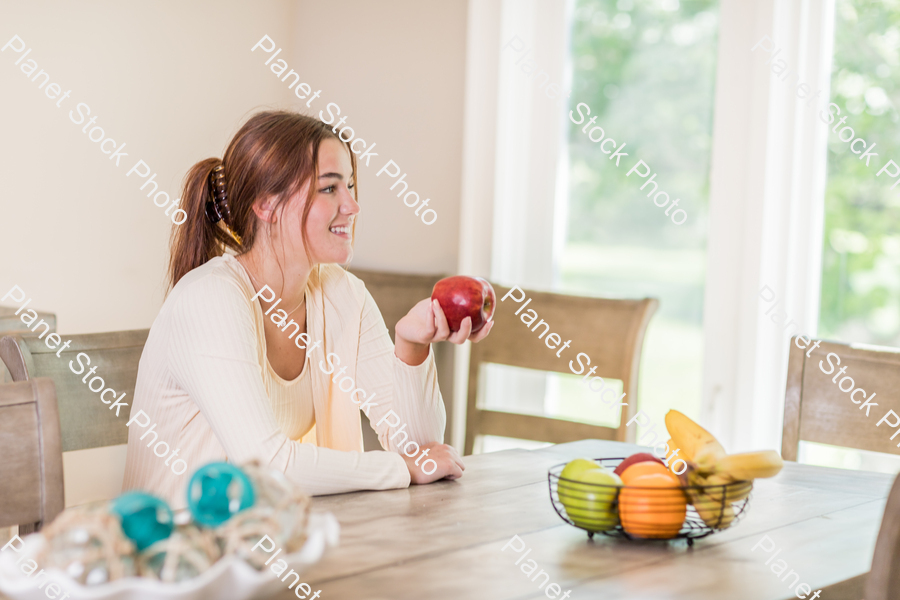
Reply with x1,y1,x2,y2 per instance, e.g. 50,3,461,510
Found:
341,188,360,215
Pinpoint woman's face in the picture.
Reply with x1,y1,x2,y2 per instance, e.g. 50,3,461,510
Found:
277,137,358,266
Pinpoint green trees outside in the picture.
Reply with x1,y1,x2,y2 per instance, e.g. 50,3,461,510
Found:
563,0,717,321
560,0,719,423
819,0,900,346
565,0,900,347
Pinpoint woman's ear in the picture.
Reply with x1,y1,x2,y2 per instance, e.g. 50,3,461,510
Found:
251,194,279,224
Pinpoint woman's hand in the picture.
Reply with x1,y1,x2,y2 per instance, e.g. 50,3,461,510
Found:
394,298,495,365
402,441,466,484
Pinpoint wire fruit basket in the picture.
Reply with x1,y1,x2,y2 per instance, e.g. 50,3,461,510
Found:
548,457,752,545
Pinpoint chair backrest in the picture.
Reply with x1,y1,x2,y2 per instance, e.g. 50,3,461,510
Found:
0,305,56,383
0,378,64,534
0,329,149,452
782,336,900,461
348,268,444,343
867,472,900,600
464,284,658,455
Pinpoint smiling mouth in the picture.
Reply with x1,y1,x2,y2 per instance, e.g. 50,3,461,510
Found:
330,225,350,236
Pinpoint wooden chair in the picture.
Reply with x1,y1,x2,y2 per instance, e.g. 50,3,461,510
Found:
348,269,444,344
867,472,900,600
1,272,446,455
782,336,900,461
348,269,445,451
0,378,64,534
0,330,149,452
464,285,658,455
0,305,56,383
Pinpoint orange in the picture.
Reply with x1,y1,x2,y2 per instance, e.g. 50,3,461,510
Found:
619,461,678,486
619,472,687,539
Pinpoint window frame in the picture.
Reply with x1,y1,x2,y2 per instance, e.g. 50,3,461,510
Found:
456,0,836,452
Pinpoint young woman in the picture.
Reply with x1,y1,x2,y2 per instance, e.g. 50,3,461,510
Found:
122,111,492,509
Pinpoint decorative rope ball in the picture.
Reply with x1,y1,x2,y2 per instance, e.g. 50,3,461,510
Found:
35,502,137,585
138,524,222,583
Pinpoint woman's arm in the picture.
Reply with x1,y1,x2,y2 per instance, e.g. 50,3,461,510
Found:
165,274,411,494
355,290,474,483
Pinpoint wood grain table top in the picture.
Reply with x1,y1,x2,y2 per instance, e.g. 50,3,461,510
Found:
280,439,894,600
2,439,888,599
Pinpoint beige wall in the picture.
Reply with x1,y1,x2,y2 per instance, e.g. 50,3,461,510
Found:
287,0,467,274
0,0,468,505
2,0,298,333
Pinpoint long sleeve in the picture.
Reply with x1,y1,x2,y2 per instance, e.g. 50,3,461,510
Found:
353,285,446,453
165,273,410,496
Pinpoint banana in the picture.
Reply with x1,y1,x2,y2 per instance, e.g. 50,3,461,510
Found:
665,410,726,466
692,491,736,529
662,411,780,530
663,438,675,457
714,450,783,481
703,472,753,504
686,469,749,528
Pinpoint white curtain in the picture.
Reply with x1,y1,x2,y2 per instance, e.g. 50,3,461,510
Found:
455,0,571,448
701,0,834,452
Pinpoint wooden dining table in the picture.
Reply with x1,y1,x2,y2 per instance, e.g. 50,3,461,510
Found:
282,439,894,600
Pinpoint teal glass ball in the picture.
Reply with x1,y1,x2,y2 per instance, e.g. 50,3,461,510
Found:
109,492,175,551
187,462,255,527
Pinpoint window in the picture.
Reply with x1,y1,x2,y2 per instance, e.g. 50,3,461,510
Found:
819,1,900,346
561,0,718,438
481,0,719,451
802,0,900,474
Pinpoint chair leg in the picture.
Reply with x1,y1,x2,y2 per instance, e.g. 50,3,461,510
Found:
464,429,477,456
18,522,37,536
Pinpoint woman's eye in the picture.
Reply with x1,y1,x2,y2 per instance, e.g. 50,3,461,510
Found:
320,185,336,194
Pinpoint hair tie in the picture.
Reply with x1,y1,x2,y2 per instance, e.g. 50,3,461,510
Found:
206,164,242,245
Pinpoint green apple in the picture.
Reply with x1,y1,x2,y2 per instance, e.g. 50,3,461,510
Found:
559,458,601,481
558,463,622,532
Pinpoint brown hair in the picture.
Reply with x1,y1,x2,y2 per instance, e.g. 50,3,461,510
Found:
168,111,358,288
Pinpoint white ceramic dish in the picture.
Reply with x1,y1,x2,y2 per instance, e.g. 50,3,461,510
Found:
0,513,339,600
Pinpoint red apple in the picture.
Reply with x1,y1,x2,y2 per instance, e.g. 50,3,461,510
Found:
431,276,496,333
613,452,665,476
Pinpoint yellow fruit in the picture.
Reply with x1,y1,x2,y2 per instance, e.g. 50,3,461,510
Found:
665,410,726,466
702,472,752,503
663,438,675,457
692,491,736,529
714,450,783,480
685,472,734,528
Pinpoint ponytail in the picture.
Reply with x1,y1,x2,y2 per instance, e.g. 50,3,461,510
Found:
168,158,239,288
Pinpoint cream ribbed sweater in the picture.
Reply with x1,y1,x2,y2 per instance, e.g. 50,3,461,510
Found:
122,254,446,509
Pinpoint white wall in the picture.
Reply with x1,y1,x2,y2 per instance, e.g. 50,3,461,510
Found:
0,0,469,505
